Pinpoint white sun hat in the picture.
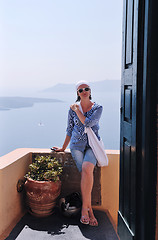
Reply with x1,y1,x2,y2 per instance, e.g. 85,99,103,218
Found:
75,80,90,91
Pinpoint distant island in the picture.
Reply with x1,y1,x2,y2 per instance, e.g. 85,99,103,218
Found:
0,96,63,111
0,80,121,111
42,80,121,93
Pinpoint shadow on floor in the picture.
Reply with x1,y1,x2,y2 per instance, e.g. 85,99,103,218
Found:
6,208,119,240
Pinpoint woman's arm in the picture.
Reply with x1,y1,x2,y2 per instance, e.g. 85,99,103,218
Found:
52,135,71,152
84,106,103,127
52,108,74,152
71,104,103,127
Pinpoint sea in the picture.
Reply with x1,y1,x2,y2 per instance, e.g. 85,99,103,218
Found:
0,90,121,157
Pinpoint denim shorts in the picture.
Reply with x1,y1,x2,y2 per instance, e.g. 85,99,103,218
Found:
70,147,97,172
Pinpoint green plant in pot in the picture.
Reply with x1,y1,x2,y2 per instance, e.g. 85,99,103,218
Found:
24,155,63,217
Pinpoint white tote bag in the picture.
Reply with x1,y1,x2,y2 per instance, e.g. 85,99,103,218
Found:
79,103,109,167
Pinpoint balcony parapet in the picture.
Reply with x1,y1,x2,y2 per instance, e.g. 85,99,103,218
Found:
0,148,119,239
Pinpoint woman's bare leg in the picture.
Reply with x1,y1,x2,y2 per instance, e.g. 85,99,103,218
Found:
80,161,98,225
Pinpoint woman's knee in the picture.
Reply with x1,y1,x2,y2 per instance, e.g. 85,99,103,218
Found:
82,162,94,175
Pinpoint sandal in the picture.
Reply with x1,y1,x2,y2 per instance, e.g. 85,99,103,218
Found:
80,208,90,225
80,215,90,225
89,217,98,226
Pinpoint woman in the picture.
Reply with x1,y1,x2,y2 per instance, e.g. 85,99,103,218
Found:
53,80,103,226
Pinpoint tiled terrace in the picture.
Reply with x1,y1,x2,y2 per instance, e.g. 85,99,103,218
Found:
5,208,119,240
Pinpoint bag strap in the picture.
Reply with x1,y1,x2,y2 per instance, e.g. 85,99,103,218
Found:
78,102,83,114
78,103,87,133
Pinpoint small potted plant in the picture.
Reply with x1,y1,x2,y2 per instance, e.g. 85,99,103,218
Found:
24,155,63,217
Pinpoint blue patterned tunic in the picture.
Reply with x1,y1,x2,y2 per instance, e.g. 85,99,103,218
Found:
66,102,103,152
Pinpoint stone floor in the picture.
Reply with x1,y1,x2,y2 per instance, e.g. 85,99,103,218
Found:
5,208,119,240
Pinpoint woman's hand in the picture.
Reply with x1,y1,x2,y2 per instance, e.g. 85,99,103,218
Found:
70,104,85,124
51,147,65,152
51,135,71,153
70,104,79,112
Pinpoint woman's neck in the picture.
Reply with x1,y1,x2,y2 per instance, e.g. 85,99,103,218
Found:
80,97,92,105
80,99,94,112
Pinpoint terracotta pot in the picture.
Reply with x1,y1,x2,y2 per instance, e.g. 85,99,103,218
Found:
24,177,61,217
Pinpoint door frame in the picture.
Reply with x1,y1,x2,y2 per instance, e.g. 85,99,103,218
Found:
136,0,158,239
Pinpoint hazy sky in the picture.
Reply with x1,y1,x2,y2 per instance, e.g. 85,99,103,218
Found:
0,0,123,93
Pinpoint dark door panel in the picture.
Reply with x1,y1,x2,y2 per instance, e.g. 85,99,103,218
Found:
118,0,137,238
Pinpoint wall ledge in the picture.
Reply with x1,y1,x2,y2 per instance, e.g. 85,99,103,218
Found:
0,148,119,169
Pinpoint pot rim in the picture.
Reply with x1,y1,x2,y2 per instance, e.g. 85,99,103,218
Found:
26,177,61,184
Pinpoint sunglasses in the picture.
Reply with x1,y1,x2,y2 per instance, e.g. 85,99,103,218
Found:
77,87,90,93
